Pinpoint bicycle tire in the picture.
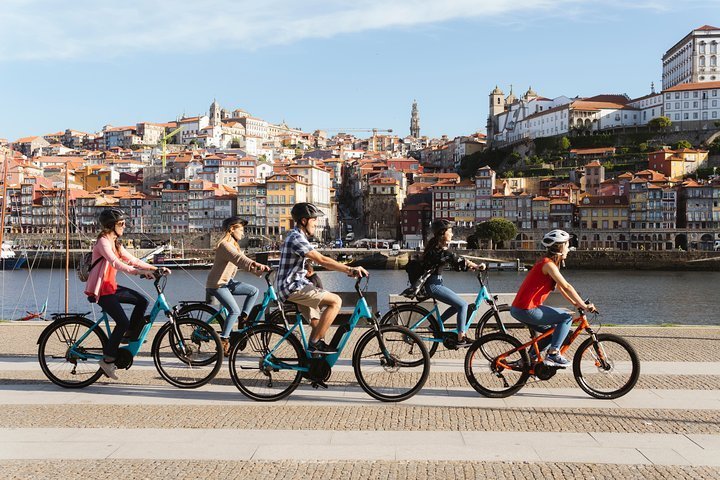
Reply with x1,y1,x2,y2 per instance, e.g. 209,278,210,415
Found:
474,305,535,360
573,333,640,399
151,317,223,389
352,325,430,402
177,302,225,336
228,324,305,402
379,304,441,359
37,316,108,389
464,332,530,398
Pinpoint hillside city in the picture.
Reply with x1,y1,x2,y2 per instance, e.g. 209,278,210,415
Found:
2,25,720,252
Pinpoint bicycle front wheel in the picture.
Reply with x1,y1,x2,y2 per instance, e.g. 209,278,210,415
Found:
37,316,108,388
228,324,305,402
573,333,640,399
152,317,223,388
464,333,530,398
380,304,441,358
353,325,430,402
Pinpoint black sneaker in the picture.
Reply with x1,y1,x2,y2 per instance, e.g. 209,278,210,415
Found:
308,340,337,355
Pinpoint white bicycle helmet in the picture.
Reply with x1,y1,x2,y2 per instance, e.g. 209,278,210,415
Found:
542,229,570,248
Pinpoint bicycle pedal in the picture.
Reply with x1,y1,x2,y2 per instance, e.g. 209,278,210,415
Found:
311,381,329,389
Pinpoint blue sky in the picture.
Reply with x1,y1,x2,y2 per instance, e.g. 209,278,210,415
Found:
0,0,718,142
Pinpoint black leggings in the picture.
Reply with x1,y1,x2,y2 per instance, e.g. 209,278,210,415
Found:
97,286,149,361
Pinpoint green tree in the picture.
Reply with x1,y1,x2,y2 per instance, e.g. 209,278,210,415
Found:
230,137,241,148
474,218,518,250
675,140,692,150
558,136,571,151
638,142,649,152
648,116,672,143
466,234,479,250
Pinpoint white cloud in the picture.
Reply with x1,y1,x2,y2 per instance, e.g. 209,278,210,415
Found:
0,0,682,62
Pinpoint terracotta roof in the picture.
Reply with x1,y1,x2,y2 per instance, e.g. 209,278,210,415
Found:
664,81,720,92
15,136,40,143
695,25,719,31
532,196,550,201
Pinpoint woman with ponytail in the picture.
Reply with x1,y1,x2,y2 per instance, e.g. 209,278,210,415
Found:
510,229,597,367
422,219,482,348
206,216,271,356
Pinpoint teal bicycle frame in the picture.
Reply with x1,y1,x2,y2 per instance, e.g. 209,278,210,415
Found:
179,270,278,336
66,272,175,362
262,278,375,374
406,271,505,341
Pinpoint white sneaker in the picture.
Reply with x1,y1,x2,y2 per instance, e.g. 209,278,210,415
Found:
99,359,119,380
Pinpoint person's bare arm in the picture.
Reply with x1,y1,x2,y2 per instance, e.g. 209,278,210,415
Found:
306,250,368,277
542,261,596,312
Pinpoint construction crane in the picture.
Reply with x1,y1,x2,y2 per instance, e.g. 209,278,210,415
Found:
159,125,183,170
323,128,393,152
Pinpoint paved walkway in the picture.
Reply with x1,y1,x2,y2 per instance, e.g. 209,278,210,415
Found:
1,324,719,479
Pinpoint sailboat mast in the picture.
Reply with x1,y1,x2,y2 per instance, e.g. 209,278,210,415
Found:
65,164,70,314
0,151,7,250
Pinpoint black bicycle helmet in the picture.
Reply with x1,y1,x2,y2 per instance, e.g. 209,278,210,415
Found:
98,208,126,228
430,219,454,236
290,202,325,222
222,216,249,231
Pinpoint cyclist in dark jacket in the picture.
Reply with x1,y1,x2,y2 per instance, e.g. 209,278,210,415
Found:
422,219,482,347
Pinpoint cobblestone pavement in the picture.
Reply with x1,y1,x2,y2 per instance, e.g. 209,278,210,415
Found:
1,460,719,480
1,323,719,477
0,405,718,434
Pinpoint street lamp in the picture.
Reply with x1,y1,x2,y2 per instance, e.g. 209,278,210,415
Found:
374,221,378,247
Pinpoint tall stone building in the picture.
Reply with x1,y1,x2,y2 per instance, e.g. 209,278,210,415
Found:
662,25,720,89
410,100,420,138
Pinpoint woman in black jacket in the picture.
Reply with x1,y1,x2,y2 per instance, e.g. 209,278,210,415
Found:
422,219,482,347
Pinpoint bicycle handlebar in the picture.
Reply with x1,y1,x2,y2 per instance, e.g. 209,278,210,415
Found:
354,273,370,297
264,269,276,285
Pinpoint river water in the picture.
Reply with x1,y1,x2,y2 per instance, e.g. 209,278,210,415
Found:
1,268,718,326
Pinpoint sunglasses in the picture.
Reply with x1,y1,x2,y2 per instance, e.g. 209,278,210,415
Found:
116,221,126,227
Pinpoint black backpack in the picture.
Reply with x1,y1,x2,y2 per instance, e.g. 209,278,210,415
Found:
405,258,424,286
402,258,431,299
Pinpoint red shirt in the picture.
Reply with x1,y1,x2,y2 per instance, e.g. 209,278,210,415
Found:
512,258,556,310
98,261,118,297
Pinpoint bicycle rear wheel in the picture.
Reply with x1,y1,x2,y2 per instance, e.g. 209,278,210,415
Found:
228,324,305,402
152,317,223,388
177,303,225,336
474,305,536,361
353,325,430,402
464,333,530,398
380,304,441,358
573,333,640,399
37,316,108,388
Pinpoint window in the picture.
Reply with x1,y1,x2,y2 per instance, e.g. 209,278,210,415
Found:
684,102,689,108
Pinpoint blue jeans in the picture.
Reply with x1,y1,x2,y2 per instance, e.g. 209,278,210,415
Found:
206,279,259,338
425,275,469,334
510,305,573,352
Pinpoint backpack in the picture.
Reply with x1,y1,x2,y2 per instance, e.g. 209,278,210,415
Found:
77,252,103,282
402,258,431,299
405,258,424,286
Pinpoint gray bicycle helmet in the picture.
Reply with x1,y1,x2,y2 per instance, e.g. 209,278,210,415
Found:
98,208,126,229
430,219,454,236
222,216,249,231
290,202,325,222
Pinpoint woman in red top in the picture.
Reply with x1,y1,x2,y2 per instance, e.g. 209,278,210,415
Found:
510,230,597,367
85,209,168,380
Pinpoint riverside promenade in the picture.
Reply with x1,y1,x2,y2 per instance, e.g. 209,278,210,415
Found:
1,322,720,479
